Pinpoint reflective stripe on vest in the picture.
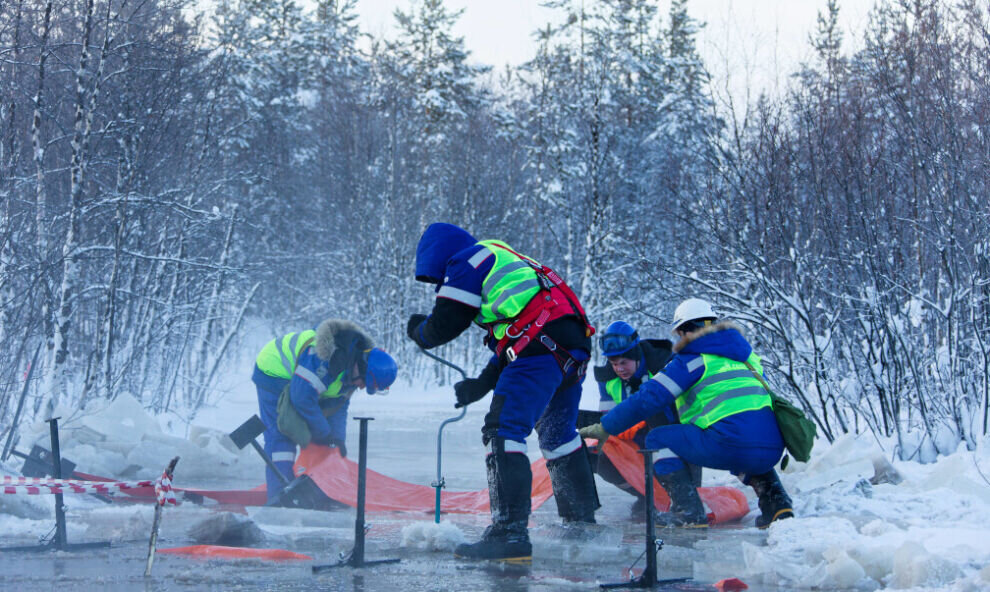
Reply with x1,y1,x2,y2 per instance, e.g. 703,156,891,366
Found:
475,240,542,339
605,369,654,405
676,352,772,429
256,330,317,379
294,365,347,400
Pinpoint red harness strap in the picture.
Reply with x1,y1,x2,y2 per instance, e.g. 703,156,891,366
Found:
485,243,596,364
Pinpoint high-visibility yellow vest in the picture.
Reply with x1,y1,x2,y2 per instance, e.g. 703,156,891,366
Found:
256,331,316,379
605,370,654,405
676,352,772,429
474,240,542,339
257,331,347,399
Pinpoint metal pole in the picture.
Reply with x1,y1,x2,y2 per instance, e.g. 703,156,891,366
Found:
251,440,290,486
642,449,657,588
353,417,372,566
599,448,690,590
311,415,399,573
2,344,42,461
48,418,67,550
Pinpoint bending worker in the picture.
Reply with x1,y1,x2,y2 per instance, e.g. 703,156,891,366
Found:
592,321,701,517
407,222,598,561
252,319,397,504
580,299,794,528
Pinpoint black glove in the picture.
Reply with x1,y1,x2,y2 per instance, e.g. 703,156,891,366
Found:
406,313,429,347
454,378,491,408
330,439,347,458
454,362,501,408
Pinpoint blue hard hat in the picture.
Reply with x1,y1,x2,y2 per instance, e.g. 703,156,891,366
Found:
599,321,640,357
365,348,397,394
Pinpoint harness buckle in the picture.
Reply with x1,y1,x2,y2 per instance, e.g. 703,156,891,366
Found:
505,323,528,339
506,347,518,362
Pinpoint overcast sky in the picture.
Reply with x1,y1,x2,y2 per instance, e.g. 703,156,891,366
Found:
354,0,874,109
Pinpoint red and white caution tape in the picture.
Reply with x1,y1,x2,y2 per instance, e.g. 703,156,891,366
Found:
2,474,176,504
155,471,176,506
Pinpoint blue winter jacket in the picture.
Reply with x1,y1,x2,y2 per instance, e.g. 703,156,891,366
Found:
252,325,364,445
600,322,782,447
411,222,590,356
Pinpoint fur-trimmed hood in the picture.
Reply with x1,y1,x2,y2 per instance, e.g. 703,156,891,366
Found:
314,319,375,365
673,321,752,362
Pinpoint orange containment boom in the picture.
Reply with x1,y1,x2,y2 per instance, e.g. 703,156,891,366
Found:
292,446,555,514
99,440,747,522
157,545,312,561
600,437,750,524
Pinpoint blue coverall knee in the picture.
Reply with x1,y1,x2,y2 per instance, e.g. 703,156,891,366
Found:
256,384,297,503
487,350,588,458
644,417,783,480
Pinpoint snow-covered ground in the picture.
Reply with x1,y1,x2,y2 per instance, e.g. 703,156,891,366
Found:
1,363,989,590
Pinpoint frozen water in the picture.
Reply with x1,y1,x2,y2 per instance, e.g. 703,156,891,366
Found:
1,373,989,590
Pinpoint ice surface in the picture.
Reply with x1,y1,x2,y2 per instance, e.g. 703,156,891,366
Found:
1,366,989,591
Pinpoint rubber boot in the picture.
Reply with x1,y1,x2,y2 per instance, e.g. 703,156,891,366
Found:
655,467,708,528
749,469,794,528
454,438,533,561
546,446,600,524
687,462,703,488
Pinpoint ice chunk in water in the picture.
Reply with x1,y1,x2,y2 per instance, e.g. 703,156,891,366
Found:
188,512,265,546
401,520,466,551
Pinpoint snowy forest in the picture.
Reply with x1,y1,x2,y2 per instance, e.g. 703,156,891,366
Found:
0,0,988,463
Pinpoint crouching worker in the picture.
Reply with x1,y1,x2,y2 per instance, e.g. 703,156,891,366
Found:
407,222,599,561
592,321,702,518
252,319,397,504
580,299,793,528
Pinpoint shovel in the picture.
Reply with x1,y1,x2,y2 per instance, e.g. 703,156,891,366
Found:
229,415,290,486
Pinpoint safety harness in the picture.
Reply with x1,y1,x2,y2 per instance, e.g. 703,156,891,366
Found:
484,243,595,379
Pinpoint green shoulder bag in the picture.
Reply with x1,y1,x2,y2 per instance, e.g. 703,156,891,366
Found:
743,361,816,464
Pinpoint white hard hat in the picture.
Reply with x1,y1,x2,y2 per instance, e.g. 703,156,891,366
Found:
671,298,716,332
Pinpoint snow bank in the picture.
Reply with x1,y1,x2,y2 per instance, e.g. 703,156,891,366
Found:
15,393,257,483
727,432,990,591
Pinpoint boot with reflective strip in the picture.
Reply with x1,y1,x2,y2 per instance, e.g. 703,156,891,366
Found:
749,469,794,528
655,467,709,528
455,438,532,561
545,445,600,524
454,521,532,562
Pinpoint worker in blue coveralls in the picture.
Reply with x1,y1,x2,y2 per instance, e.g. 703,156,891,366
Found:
580,299,794,528
252,319,397,505
591,321,702,518
407,222,599,561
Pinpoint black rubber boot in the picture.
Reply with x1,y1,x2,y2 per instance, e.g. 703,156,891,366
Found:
687,462,703,488
454,438,533,561
749,469,794,528
655,467,709,528
546,446,600,524
454,521,532,562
